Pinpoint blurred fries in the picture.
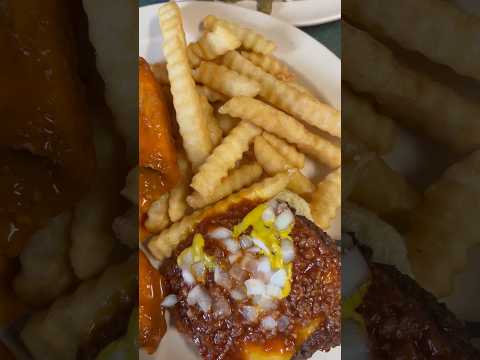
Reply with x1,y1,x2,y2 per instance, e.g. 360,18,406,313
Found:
203,15,276,54
343,22,480,154
262,132,305,169
311,168,341,230
343,85,396,154
159,3,212,168
241,51,295,81
220,97,340,168
193,62,260,98
343,0,480,82
187,163,263,209
222,51,341,137
196,85,228,103
168,154,191,222
191,120,261,196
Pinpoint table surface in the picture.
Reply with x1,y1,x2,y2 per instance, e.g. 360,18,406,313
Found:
139,0,341,58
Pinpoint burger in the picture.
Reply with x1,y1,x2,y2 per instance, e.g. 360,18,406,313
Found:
157,191,340,360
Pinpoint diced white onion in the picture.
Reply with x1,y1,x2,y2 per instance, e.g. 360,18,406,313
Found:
228,252,242,264
229,264,248,282
245,279,266,296
270,269,287,288
214,267,233,289
182,268,196,286
281,238,295,263
230,286,247,301
277,315,290,332
342,246,371,299
240,306,257,323
257,256,272,274
267,199,278,212
187,285,212,313
208,227,233,240
262,207,276,223
213,295,231,318
240,254,260,273
253,295,278,311
275,208,294,231
181,250,194,267
161,294,178,308
266,283,282,298
223,238,241,253
252,237,271,255
246,246,261,255
240,235,254,249
191,262,206,280
261,316,277,330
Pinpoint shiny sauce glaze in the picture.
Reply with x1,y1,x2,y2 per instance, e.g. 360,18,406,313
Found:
161,201,340,360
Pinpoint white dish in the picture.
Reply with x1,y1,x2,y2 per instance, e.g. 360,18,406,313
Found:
139,1,341,359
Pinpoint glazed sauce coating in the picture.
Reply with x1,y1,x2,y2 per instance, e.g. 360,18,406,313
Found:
139,251,167,354
161,201,340,360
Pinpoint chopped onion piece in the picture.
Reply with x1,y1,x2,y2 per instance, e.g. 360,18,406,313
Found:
240,254,260,273
270,269,287,288
261,316,277,330
277,315,290,332
209,227,233,239
214,267,233,289
161,294,178,308
230,286,247,301
268,199,278,212
187,285,212,313
281,238,295,263
252,237,271,255
247,246,261,255
240,235,254,249
182,268,196,286
191,262,206,280
245,279,266,296
213,295,231,318
266,283,282,298
257,256,272,274
253,295,278,311
229,264,248,282
275,208,294,231
262,206,275,223
228,252,242,264
223,238,240,253
240,306,257,323
181,250,194,266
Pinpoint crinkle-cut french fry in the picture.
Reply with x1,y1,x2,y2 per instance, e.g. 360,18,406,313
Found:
203,15,276,55
343,86,396,154
222,51,340,137
158,3,212,168
196,85,228,103
169,154,191,222
150,62,169,85
240,51,295,81
343,130,420,226
149,172,290,261
220,97,340,168
254,136,314,196
191,120,261,197
407,150,480,297
262,132,305,169
145,193,170,234
343,22,480,154
187,44,203,68
193,62,260,98
310,168,341,230
188,23,241,61
343,0,480,82
217,113,240,135
187,163,263,209
199,93,223,147
287,81,315,98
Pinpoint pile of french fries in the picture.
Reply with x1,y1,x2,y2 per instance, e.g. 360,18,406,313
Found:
342,0,480,297
146,3,341,261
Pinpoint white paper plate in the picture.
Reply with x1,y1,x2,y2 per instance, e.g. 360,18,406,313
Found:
139,1,341,359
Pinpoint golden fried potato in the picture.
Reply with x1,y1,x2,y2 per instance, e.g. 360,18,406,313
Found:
262,132,305,169
145,193,170,234
191,120,261,197
407,150,480,297
196,85,228,103
220,97,340,168
159,3,212,168
188,22,240,61
240,51,295,81
203,15,276,54
222,51,340,137
193,62,260,98
198,93,223,147
168,154,191,222
311,168,341,230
